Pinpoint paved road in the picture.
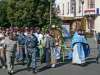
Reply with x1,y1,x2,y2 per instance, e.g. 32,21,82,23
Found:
0,61,100,75
0,37,100,75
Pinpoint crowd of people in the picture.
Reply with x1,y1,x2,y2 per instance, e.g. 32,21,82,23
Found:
0,27,61,75
0,27,100,75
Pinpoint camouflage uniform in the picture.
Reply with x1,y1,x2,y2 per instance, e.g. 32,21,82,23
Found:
25,34,38,72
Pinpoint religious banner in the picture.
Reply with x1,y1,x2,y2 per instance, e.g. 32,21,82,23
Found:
62,24,70,38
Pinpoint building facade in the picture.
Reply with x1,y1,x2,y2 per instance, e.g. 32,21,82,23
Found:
56,0,100,33
56,0,86,33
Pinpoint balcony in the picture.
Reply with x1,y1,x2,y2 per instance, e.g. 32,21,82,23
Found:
58,15,74,20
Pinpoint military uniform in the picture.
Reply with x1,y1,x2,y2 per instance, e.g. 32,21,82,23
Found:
25,34,38,73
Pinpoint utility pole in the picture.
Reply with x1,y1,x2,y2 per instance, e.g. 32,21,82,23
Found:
73,0,76,17
81,0,84,17
49,0,52,30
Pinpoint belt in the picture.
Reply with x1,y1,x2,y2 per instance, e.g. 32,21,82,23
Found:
19,45,25,47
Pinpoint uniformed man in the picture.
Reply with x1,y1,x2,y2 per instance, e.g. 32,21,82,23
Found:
25,31,38,73
4,32,17,74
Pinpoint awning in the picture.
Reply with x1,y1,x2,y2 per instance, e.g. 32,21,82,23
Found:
58,15,74,20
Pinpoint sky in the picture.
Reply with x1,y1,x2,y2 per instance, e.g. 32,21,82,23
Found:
55,0,60,6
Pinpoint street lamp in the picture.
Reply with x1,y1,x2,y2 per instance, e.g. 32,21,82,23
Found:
49,0,52,30
73,0,76,17
81,0,84,16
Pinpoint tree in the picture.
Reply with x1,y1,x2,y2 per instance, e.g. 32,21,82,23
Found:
0,0,10,27
7,0,34,27
5,0,62,27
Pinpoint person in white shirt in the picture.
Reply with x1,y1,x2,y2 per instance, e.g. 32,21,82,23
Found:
34,27,43,58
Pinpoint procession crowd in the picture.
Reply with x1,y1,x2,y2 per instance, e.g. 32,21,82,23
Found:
0,27,61,74
0,27,100,75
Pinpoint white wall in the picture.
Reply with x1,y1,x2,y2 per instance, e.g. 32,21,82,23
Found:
95,0,100,8
95,16,100,32
95,0,100,32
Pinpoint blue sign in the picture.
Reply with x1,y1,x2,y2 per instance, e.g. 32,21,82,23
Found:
96,8,99,15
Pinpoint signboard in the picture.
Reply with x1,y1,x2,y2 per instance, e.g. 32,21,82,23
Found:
84,8,100,15
84,8,95,15
96,8,99,15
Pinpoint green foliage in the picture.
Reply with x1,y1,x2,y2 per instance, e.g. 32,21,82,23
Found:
0,0,10,27
0,0,62,28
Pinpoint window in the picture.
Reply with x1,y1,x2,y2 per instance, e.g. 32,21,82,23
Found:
67,2,69,14
88,0,95,8
57,5,60,14
70,0,75,13
79,0,82,13
70,0,76,16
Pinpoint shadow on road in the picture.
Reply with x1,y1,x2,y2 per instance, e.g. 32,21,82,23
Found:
13,67,28,74
12,59,71,74
56,59,72,68
0,66,2,68
39,66,51,72
81,57,97,67
12,58,98,74
39,59,72,72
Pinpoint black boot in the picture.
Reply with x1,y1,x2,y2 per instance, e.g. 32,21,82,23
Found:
8,71,13,75
27,66,31,71
32,68,37,74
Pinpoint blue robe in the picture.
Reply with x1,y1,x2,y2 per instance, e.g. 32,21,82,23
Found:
70,32,89,64
67,32,80,59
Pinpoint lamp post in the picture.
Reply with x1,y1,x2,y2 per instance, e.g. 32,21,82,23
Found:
49,0,52,30
73,0,76,17
81,0,84,16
